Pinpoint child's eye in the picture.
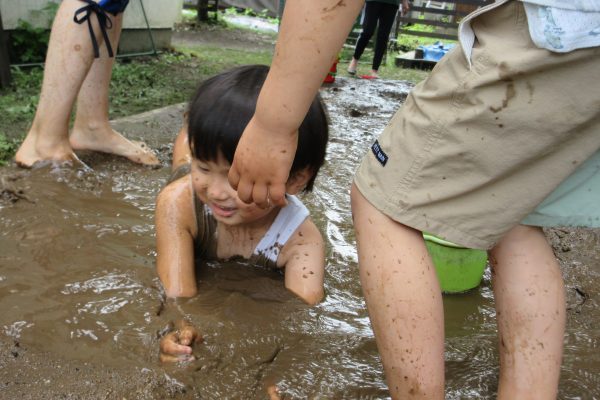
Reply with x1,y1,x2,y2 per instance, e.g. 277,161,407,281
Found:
195,164,210,173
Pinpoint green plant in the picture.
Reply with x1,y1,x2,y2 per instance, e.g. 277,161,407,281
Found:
0,133,18,166
221,6,279,25
9,2,59,64
11,20,49,63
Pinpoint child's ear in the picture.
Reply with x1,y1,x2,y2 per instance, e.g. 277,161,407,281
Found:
285,168,313,195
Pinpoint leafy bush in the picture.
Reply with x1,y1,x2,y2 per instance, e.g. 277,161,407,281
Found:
9,2,59,64
0,133,18,166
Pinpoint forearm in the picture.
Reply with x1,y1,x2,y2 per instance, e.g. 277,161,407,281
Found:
254,0,364,132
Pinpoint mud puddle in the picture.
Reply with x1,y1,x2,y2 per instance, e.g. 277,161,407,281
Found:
0,78,598,399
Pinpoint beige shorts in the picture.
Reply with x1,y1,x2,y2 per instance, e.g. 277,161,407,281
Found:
353,1,600,250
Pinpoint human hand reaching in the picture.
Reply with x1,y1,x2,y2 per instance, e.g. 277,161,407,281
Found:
228,116,298,208
159,320,202,363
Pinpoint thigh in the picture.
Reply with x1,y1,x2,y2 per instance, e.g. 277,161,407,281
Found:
362,2,383,34
376,3,398,36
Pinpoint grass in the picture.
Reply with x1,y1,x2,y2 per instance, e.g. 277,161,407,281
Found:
0,15,433,165
0,133,19,166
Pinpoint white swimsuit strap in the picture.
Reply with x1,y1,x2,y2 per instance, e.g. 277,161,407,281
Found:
253,195,309,263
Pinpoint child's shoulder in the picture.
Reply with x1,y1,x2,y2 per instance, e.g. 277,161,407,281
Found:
156,174,197,235
158,173,191,203
276,198,324,267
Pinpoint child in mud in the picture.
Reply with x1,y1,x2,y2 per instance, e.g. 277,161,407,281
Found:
155,65,329,362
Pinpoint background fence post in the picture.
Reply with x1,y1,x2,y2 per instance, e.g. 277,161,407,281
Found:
0,10,13,89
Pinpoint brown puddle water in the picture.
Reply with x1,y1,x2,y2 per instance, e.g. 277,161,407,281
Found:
0,78,599,399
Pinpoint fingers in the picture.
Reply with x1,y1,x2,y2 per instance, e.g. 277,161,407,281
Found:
228,160,287,208
235,174,256,204
159,331,195,363
268,184,288,208
228,162,241,191
179,325,202,346
252,184,269,209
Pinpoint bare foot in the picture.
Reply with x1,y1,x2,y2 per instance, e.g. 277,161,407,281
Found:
15,131,81,168
70,123,160,166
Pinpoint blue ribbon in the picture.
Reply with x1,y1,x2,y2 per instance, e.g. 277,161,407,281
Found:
73,0,115,58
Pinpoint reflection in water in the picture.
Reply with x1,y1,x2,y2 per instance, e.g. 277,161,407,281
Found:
0,78,598,398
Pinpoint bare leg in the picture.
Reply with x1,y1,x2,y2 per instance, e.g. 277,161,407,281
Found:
171,124,191,171
351,184,445,399
490,225,565,400
70,14,159,165
15,0,103,167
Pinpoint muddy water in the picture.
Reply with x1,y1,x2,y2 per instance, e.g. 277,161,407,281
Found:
0,78,599,399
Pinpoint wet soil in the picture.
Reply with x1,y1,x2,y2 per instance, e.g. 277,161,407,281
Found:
0,78,598,399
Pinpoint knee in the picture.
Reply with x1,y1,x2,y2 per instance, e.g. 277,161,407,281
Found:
489,224,545,259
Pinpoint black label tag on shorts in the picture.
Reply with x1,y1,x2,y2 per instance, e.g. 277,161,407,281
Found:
371,140,388,166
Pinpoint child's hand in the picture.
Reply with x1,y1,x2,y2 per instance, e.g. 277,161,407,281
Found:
159,321,202,363
229,117,296,208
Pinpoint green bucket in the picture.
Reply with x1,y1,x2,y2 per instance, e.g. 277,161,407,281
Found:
423,233,488,293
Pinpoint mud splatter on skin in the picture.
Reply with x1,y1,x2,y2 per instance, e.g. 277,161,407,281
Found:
322,0,346,13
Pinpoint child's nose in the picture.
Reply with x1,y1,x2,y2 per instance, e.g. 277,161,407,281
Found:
208,176,232,199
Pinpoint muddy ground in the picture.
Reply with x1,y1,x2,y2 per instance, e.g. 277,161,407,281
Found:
1,24,599,400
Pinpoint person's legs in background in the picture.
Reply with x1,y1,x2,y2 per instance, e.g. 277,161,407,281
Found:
16,0,158,167
490,225,565,400
348,2,382,75
16,0,100,167
70,12,158,165
351,183,445,399
370,4,398,77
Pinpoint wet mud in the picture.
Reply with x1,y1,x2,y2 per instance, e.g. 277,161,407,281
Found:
0,78,598,399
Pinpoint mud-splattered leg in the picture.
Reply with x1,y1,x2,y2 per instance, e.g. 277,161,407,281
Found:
490,225,565,400
351,183,445,399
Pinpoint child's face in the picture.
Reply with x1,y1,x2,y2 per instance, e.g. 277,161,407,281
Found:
190,153,277,226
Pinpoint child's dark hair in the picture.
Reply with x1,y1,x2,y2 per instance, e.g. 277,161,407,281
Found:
187,64,328,192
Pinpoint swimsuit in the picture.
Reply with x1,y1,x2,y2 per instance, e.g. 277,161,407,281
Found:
74,0,130,58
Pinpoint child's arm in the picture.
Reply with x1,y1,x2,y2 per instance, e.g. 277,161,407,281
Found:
155,178,198,298
156,179,203,362
229,0,364,208
279,219,325,305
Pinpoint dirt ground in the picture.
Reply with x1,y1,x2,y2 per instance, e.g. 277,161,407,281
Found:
1,23,599,400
